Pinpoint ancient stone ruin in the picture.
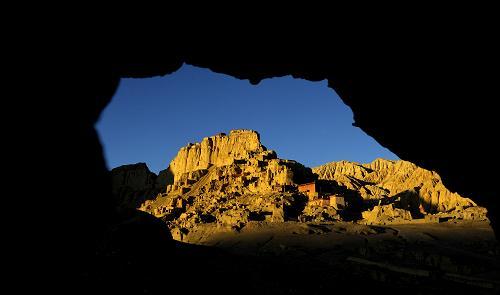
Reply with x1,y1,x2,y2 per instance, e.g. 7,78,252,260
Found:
313,159,485,225
110,129,488,239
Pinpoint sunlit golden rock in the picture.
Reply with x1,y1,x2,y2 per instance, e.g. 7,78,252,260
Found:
163,129,313,198
112,130,487,239
361,203,413,225
313,158,477,213
168,130,265,183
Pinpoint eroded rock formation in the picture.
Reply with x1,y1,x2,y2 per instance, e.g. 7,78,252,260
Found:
138,130,313,234
107,130,488,237
313,158,477,214
169,130,265,181
160,130,312,196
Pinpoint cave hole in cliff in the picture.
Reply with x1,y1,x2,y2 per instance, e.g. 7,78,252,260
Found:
90,63,496,287
96,63,398,175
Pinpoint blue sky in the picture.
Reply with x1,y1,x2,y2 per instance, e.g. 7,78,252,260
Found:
96,64,398,173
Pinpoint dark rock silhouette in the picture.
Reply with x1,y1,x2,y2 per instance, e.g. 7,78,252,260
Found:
110,163,173,209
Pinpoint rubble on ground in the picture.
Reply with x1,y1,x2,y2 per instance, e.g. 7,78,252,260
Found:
361,204,413,225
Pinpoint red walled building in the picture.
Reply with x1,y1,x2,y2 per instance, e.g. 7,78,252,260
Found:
298,182,317,200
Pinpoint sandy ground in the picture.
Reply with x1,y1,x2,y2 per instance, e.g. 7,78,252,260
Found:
172,220,500,294
184,220,495,255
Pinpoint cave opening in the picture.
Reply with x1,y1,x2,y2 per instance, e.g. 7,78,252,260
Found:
93,63,498,293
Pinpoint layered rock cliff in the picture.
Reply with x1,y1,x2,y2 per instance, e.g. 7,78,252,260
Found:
168,130,265,183
135,130,314,235
163,129,313,196
313,158,477,213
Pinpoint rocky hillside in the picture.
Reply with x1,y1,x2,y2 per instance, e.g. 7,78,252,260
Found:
168,130,265,182
313,159,476,213
164,130,313,196
135,130,315,238
111,130,487,240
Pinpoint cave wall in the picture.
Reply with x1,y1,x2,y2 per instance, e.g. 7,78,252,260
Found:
30,29,497,292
